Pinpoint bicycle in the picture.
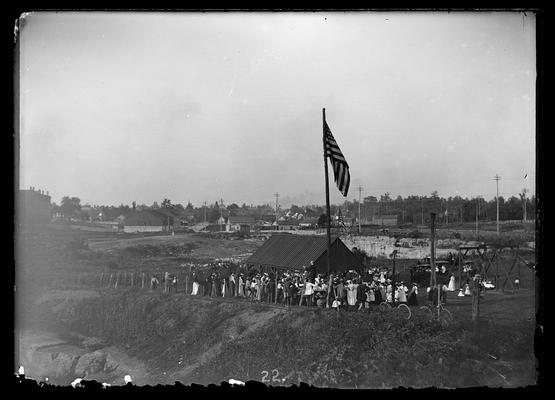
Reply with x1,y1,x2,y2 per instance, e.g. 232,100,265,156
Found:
378,301,412,320
418,302,452,325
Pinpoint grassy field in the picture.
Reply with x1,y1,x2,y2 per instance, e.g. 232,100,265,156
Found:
15,223,538,388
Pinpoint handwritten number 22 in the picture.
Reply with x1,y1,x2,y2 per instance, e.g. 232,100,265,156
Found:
261,369,280,383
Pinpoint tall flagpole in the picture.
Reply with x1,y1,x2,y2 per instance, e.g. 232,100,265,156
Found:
322,108,332,277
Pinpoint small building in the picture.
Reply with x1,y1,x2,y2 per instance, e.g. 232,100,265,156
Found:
227,216,256,233
120,210,175,233
17,187,52,225
246,234,362,274
371,215,398,226
277,219,300,231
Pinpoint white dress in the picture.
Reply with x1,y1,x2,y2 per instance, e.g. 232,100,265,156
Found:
464,284,471,296
397,287,407,303
192,281,199,295
448,276,456,291
347,284,358,306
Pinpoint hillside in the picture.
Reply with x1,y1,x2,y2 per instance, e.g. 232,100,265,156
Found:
20,287,536,388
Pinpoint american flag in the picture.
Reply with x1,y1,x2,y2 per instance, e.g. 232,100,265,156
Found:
324,121,350,197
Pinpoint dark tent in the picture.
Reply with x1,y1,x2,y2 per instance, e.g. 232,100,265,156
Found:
246,234,362,274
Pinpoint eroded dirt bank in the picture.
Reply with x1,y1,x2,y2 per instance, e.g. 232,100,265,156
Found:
18,287,536,388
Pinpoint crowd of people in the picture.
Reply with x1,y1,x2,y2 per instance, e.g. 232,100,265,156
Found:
183,262,452,311
141,255,496,312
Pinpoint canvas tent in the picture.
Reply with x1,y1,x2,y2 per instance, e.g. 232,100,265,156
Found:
246,234,362,273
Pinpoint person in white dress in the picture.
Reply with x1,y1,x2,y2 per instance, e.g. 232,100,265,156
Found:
397,283,407,303
464,283,471,296
192,279,199,295
346,280,358,310
447,274,456,291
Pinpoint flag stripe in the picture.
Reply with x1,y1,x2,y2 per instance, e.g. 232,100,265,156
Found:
324,121,350,197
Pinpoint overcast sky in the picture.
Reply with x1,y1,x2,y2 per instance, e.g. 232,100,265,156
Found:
17,11,536,208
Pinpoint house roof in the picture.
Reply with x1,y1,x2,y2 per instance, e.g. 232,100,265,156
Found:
246,234,342,270
228,216,256,224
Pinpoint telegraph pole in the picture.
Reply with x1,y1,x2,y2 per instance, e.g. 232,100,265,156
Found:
521,188,528,222
494,175,501,234
274,193,279,225
421,197,424,225
475,197,479,236
203,201,207,223
357,186,363,234
220,198,224,219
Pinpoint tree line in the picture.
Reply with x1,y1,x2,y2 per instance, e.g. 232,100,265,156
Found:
51,190,535,225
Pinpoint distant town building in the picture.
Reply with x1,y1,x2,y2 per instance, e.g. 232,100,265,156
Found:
277,219,300,231
298,217,319,228
371,214,398,226
226,216,256,232
18,187,51,225
120,209,175,233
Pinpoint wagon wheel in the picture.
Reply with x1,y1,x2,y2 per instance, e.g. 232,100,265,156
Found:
396,303,412,320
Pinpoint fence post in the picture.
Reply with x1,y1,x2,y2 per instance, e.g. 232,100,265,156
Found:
131,272,134,287
108,273,113,288
100,272,104,287
115,272,119,289
142,272,145,289
185,272,188,295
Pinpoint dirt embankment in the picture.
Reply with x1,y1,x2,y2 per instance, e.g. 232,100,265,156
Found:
20,288,536,388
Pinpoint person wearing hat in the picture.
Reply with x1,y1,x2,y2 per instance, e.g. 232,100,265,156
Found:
407,283,418,306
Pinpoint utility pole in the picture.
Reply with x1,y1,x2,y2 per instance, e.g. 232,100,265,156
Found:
203,201,207,223
421,197,424,225
494,175,501,234
274,193,279,226
446,200,449,226
220,198,224,220
430,213,437,288
475,197,479,236
521,188,528,222
357,186,363,234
